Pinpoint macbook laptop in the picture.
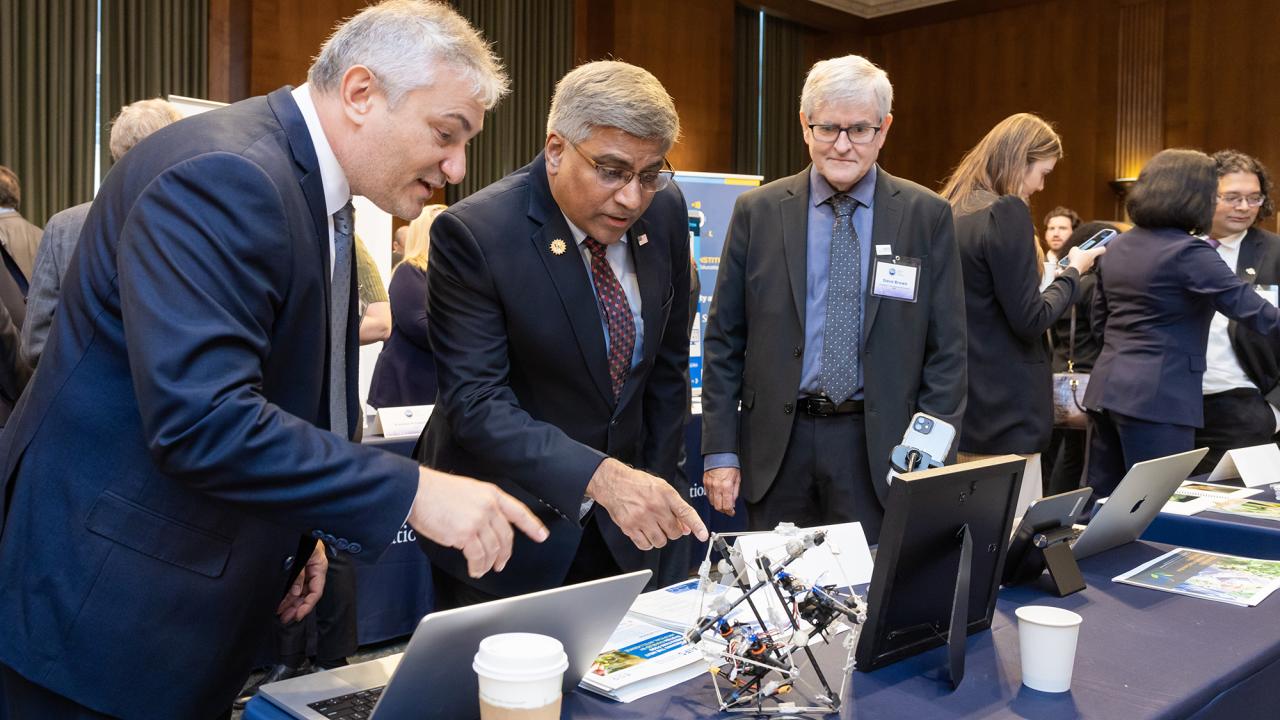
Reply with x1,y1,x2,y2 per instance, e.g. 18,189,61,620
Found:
260,570,651,720
1070,447,1208,560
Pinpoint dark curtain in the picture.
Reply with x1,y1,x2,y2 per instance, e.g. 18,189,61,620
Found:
732,8,808,182
447,0,574,203
100,0,207,175
0,0,97,226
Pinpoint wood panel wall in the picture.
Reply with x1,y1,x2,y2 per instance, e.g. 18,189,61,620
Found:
209,0,1280,228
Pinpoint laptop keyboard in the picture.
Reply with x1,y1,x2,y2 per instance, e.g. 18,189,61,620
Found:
307,686,384,720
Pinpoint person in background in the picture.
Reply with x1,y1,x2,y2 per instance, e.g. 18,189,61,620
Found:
701,54,967,543
367,204,446,409
355,235,392,344
1192,150,1280,474
941,113,1103,506
0,165,42,285
391,225,407,268
1084,149,1280,498
1042,220,1124,494
1042,206,1080,265
22,99,184,368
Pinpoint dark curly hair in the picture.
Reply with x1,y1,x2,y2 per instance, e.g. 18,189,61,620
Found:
1212,149,1274,224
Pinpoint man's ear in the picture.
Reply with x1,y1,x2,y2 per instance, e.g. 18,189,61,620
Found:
338,65,379,126
545,133,565,176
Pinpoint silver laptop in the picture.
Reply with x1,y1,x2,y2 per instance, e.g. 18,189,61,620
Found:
1071,447,1208,559
260,570,651,720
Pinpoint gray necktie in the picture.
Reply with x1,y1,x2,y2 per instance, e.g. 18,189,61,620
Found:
329,201,354,439
821,193,861,403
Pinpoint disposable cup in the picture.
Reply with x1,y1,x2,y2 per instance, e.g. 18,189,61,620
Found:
1015,605,1083,693
473,632,568,720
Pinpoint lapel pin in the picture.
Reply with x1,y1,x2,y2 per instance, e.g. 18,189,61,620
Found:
637,233,649,246
550,238,567,256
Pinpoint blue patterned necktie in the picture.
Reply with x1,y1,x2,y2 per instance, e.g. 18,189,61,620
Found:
820,193,861,403
329,201,354,439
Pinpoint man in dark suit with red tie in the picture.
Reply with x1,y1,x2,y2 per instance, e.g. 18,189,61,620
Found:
417,60,709,606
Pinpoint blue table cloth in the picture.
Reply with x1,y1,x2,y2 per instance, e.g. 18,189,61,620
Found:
247,540,1280,720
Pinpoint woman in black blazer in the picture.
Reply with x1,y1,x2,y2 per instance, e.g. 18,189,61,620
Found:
940,113,1104,496
367,205,445,409
1084,150,1280,497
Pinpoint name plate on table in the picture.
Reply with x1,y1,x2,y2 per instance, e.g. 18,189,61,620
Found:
376,405,433,439
1208,443,1280,487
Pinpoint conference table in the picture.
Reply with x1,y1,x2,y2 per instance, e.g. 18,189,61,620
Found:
245,539,1280,719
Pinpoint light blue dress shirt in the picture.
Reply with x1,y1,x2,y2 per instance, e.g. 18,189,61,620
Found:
705,165,877,472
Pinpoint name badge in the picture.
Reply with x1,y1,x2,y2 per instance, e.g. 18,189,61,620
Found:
1256,284,1279,307
870,256,921,302
875,244,893,256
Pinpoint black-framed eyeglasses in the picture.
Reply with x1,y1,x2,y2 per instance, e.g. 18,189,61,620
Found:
807,123,881,145
1216,193,1266,208
567,141,675,193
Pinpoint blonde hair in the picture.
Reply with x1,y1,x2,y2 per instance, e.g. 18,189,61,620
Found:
400,204,446,272
940,113,1062,216
108,98,182,161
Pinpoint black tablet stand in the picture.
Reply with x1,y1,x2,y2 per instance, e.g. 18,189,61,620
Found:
1031,526,1086,597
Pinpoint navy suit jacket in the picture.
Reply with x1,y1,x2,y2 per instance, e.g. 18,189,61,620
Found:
0,87,419,717
1084,226,1280,427
415,153,690,597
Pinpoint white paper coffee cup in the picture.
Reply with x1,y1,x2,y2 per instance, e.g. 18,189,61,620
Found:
1015,605,1083,693
473,633,569,720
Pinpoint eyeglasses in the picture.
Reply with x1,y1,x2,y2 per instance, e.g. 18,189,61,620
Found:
1217,193,1266,207
567,141,674,193
807,123,882,145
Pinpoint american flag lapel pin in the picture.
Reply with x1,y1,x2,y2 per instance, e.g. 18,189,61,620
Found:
637,233,649,246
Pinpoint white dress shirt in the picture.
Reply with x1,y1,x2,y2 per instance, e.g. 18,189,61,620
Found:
1202,229,1280,431
292,84,352,279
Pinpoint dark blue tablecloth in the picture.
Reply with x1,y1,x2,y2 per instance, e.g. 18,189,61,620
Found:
246,540,1280,720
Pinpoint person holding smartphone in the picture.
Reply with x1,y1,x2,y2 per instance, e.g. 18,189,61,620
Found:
940,113,1104,502
1084,149,1280,499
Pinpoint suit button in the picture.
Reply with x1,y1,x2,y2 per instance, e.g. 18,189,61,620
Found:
348,543,362,555
783,402,794,414
610,418,619,426
311,529,323,539
282,555,295,571
793,346,802,358
335,538,350,551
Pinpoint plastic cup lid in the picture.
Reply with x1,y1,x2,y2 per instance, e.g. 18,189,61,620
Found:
473,633,569,681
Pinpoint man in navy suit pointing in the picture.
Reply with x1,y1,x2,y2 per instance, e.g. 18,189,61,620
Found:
0,2,546,717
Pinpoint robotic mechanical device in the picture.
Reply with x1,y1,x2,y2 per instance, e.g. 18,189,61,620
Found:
684,527,868,716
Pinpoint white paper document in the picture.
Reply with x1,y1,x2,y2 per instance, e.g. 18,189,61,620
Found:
375,404,433,438
579,617,705,703
1207,444,1280,487
731,522,874,589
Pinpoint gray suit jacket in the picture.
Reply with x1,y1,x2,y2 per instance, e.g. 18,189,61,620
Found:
21,201,90,366
701,166,967,504
0,210,42,281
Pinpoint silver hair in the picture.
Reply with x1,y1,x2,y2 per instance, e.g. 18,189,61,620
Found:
308,0,508,110
108,98,182,161
800,54,893,121
546,61,680,153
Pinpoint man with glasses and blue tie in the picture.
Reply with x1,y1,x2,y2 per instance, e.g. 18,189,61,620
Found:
701,54,967,543
416,60,708,607
1194,150,1280,474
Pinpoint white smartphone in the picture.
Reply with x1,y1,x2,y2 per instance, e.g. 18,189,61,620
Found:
899,412,956,464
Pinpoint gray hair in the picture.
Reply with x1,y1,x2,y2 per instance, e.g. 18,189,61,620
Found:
800,54,893,121
546,61,680,153
108,98,182,161
308,0,508,110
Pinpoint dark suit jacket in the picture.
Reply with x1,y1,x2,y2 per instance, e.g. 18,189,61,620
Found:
1084,226,1280,427
415,153,690,597
956,195,1079,454
701,166,967,505
0,87,419,718
1226,226,1280,406
367,263,437,408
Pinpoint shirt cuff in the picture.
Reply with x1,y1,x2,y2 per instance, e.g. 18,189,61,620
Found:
703,452,741,471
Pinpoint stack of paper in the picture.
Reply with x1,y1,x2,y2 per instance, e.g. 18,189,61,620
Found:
579,617,707,703
1211,498,1280,521
1160,481,1260,516
1114,548,1280,606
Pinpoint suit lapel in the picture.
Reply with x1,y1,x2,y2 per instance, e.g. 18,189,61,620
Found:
616,218,665,409
267,87,331,310
1239,228,1262,279
780,170,811,327
864,169,903,339
526,154,614,406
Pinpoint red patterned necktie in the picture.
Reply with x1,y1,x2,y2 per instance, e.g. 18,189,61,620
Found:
583,237,635,400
